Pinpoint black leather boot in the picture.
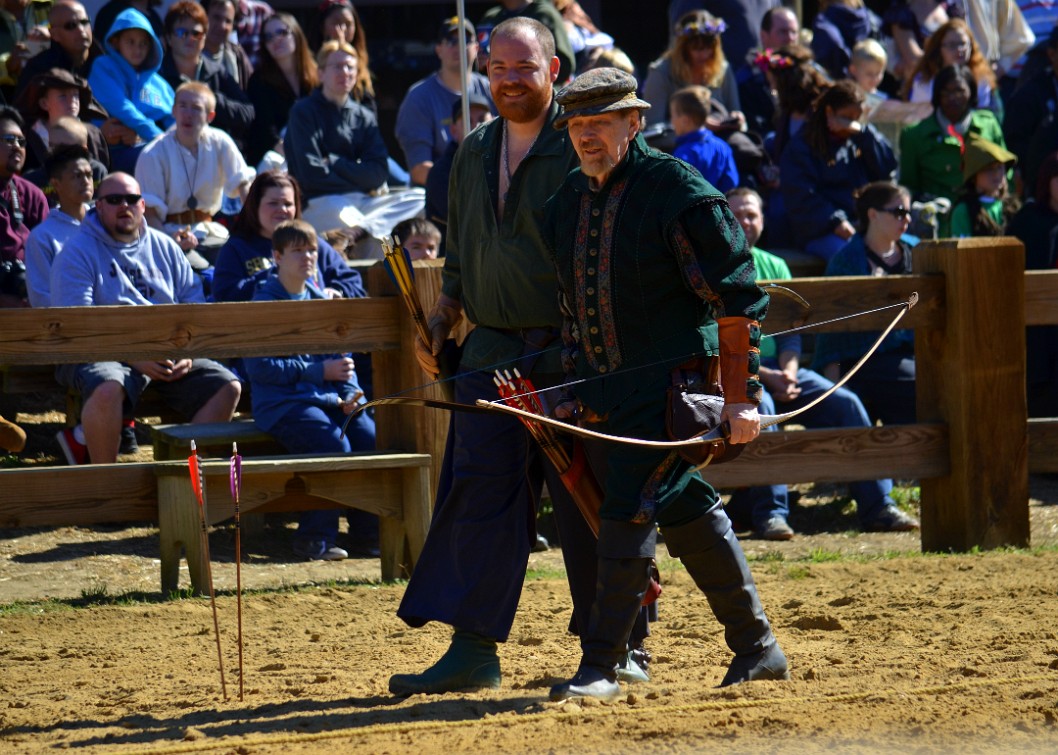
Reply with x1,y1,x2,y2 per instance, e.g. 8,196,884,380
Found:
550,556,653,702
661,506,790,687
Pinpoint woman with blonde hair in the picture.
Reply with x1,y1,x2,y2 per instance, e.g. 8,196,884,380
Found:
642,10,743,128
245,13,318,166
902,18,1000,117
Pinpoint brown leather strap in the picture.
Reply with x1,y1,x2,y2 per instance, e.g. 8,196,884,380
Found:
165,208,212,225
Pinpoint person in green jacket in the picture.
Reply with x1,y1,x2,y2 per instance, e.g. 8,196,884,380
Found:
950,134,1020,237
899,63,1007,235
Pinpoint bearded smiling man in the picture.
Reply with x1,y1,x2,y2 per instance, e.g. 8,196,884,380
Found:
389,17,654,697
543,68,789,701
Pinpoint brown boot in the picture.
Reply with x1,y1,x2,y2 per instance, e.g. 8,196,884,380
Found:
0,414,26,453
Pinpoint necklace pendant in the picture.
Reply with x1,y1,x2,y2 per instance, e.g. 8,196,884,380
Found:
186,196,198,210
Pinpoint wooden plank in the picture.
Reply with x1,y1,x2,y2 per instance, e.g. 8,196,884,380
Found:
153,452,431,477
0,298,401,365
1029,418,1058,473
915,238,1029,550
0,464,157,527
1025,270,1058,325
701,424,949,488
367,259,458,498
761,274,945,333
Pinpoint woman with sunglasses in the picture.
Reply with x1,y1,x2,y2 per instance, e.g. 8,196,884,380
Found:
813,180,917,426
643,10,744,130
158,1,254,146
245,13,317,167
780,79,898,262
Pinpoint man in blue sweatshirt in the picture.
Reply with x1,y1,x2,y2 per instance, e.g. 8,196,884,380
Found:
50,172,241,464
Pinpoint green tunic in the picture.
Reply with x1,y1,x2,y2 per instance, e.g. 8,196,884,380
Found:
544,134,768,524
441,99,577,374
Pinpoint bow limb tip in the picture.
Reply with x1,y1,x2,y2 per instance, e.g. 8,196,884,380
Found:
907,292,919,309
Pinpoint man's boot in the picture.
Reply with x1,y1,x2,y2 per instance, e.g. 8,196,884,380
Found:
388,629,501,696
661,506,790,686
550,557,653,702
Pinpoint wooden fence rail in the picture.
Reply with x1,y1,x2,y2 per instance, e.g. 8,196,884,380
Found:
1,242,1056,554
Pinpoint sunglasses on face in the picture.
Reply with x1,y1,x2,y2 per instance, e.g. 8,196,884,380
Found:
99,193,142,206
0,134,26,148
879,206,911,219
172,27,205,40
263,26,292,42
62,18,92,31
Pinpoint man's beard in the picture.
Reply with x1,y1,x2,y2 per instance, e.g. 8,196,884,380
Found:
494,83,551,123
579,152,617,180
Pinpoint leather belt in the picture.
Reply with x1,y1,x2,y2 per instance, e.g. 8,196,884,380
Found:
165,208,212,225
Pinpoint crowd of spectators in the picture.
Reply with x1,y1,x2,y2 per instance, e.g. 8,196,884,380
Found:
0,0,1055,548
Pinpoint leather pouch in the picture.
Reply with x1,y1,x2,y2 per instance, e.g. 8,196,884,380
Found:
665,357,744,467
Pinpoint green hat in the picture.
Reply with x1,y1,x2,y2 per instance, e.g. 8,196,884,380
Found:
554,67,650,129
961,134,1016,183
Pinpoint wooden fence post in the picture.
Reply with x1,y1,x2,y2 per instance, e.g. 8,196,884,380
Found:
913,238,1029,550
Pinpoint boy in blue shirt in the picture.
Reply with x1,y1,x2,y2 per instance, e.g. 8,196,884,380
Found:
669,85,739,193
243,219,377,560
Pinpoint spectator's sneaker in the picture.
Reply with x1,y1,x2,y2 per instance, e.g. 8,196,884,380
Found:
864,505,920,532
532,533,550,552
293,539,349,561
758,516,795,541
0,414,26,453
119,421,138,455
56,428,89,465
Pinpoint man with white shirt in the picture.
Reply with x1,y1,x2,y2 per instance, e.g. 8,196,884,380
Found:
135,81,254,262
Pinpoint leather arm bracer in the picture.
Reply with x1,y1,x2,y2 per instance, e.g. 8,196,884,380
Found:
716,316,763,405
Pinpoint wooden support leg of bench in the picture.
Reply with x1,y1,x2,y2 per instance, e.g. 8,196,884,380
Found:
377,464,431,580
158,476,208,596
402,463,431,572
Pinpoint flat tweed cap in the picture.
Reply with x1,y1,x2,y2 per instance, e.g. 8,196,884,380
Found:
554,67,650,129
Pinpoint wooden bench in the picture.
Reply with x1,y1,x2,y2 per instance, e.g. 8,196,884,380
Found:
150,419,282,461
154,452,432,595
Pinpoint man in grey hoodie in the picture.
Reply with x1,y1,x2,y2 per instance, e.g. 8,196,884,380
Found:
50,172,241,464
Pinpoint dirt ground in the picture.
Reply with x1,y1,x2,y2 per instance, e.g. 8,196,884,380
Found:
2,396,1058,753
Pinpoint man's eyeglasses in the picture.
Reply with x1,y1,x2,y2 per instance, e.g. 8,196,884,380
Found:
0,135,26,148
172,27,205,40
99,193,142,206
879,206,911,219
263,26,292,43
62,18,92,31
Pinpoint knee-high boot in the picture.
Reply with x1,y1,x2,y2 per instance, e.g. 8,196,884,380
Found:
661,506,790,686
549,556,653,702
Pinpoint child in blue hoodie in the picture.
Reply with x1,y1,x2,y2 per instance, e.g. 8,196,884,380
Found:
88,8,174,172
243,219,377,562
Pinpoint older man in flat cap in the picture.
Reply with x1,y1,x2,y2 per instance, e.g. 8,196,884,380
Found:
543,67,789,702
